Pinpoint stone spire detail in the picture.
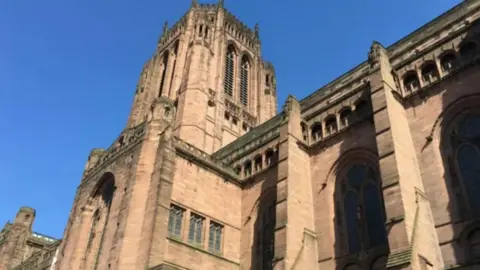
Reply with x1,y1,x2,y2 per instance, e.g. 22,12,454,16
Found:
255,23,260,39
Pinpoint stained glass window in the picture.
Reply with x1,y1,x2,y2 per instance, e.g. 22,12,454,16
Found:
188,213,204,245
208,222,223,253
168,205,184,238
451,114,480,217
341,164,387,254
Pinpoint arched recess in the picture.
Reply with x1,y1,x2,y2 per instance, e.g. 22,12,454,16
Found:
159,51,170,97
438,104,480,219
403,71,420,92
340,107,353,128
439,51,457,73
428,94,480,266
167,40,180,96
83,172,116,268
420,61,440,84
327,149,388,261
325,115,338,136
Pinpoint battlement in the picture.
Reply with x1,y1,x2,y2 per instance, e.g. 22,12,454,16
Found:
158,13,188,50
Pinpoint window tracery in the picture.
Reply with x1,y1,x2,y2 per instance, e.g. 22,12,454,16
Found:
338,164,387,254
446,113,480,217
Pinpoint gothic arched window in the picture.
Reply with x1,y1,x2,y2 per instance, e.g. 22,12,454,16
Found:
339,164,387,254
240,56,250,106
447,114,480,217
224,46,236,97
159,51,169,97
167,41,179,96
261,203,276,270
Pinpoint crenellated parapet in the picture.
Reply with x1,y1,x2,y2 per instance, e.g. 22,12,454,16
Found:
223,9,259,51
157,13,188,51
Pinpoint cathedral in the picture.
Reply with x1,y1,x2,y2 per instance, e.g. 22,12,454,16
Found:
2,0,480,269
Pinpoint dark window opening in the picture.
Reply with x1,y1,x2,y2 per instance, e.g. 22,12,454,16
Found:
460,42,477,61
403,72,420,92
311,124,322,141
340,109,353,127
244,161,252,177
441,53,457,72
254,155,263,171
265,150,275,166
340,164,388,255
325,117,338,136
421,63,440,84
159,52,169,97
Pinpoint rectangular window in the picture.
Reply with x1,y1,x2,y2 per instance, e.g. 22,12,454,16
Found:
168,205,184,238
188,213,205,245
208,221,223,253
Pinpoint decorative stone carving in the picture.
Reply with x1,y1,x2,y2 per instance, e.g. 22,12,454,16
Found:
225,99,241,117
83,122,147,179
208,89,216,107
242,111,257,126
368,41,382,68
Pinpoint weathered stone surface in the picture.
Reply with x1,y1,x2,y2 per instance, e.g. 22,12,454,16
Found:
5,1,480,270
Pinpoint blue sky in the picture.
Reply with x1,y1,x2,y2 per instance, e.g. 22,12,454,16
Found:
0,0,462,238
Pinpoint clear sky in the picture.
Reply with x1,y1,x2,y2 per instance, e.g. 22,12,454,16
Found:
0,0,462,239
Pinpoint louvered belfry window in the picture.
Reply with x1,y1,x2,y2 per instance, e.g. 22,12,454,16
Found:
240,56,249,106
224,46,235,97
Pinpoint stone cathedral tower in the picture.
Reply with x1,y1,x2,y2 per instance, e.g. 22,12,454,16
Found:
54,1,278,270
48,0,480,269
127,0,277,154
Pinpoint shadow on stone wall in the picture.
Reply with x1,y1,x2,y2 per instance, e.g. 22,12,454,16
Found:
329,100,389,270
433,19,480,268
